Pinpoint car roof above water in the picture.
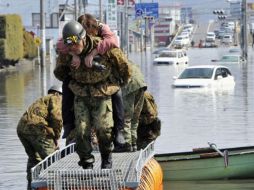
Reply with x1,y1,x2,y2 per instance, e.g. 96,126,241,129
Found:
186,65,228,69
160,49,185,53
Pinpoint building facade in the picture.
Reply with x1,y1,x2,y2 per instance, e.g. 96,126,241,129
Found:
181,7,193,24
154,6,181,46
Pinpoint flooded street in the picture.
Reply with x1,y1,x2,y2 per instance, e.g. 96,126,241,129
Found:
151,48,254,154
1,47,254,189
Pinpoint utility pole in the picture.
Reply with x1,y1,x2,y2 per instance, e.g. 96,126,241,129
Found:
150,19,155,49
144,16,147,51
40,0,46,67
140,20,143,52
74,0,78,20
78,0,83,16
99,0,103,21
136,19,143,52
125,0,129,56
241,0,248,60
120,12,124,50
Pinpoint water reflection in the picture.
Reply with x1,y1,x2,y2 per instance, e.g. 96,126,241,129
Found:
0,59,60,189
142,48,254,154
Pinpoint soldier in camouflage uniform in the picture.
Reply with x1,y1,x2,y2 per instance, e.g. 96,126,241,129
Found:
54,21,131,169
17,85,63,190
116,63,147,152
137,91,161,150
57,14,126,149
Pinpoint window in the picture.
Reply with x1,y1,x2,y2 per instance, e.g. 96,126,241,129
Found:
32,13,59,28
159,52,177,58
32,13,40,27
222,68,232,77
215,68,222,79
51,13,59,28
179,68,213,79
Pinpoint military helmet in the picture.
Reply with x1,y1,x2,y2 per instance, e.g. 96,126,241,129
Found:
48,85,62,94
62,21,86,45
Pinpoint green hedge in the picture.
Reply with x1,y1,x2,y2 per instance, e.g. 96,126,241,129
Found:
0,14,23,61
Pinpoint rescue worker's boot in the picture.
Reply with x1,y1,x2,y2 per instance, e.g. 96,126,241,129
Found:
101,153,112,169
112,90,126,146
78,161,93,169
115,129,126,146
114,143,132,152
132,144,137,152
78,157,94,170
27,180,32,190
62,78,75,139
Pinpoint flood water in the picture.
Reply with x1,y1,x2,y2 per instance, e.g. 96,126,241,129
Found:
1,47,254,189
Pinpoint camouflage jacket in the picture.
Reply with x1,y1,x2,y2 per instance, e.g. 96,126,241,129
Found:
139,92,158,125
54,35,131,97
122,63,147,97
17,94,63,139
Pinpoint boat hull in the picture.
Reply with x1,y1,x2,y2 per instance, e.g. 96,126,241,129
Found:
155,146,254,181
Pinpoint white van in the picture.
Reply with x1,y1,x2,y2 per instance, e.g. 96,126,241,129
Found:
206,32,216,42
183,24,194,33
174,35,190,47
222,34,233,44
153,49,189,65
227,22,235,30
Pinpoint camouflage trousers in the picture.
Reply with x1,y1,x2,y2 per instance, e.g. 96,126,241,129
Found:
74,96,114,165
66,125,99,151
17,127,56,190
123,89,145,147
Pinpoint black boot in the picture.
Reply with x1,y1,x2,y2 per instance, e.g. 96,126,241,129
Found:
101,153,112,169
112,90,124,132
78,160,93,169
132,144,137,152
114,143,132,152
115,129,126,145
78,157,94,170
62,78,75,139
27,180,32,190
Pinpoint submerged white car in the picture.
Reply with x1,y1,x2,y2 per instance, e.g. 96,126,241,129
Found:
172,65,235,88
153,50,189,65
218,54,244,64
174,35,190,47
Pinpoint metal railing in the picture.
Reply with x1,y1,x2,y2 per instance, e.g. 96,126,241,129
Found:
31,143,76,182
31,142,155,190
47,169,126,190
135,141,155,181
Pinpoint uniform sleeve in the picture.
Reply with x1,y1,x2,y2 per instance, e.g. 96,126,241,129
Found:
48,95,63,140
96,24,119,55
105,48,132,86
54,54,71,81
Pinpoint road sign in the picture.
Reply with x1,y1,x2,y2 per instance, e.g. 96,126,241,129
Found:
34,37,41,46
135,3,159,19
136,9,143,17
